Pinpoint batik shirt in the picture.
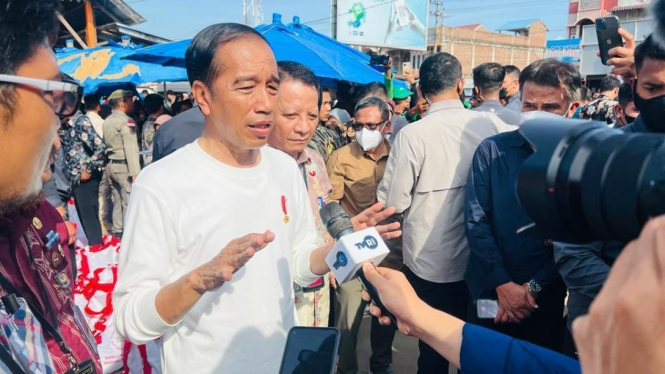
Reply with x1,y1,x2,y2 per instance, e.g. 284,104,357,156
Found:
60,114,106,186
579,95,618,125
294,148,334,327
308,124,342,164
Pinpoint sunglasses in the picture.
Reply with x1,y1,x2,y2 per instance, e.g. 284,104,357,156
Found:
351,120,388,132
0,73,83,118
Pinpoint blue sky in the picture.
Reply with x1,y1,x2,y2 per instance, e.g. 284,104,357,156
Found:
128,0,570,42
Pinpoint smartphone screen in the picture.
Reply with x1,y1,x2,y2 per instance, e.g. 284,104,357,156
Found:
279,327,340,374
476,299,499,319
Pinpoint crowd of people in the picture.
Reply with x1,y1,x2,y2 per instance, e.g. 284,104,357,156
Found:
2,1,665,374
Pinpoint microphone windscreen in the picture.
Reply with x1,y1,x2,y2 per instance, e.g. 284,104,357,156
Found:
319,202,354,239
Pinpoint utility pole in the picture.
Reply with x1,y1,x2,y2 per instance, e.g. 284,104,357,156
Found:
430,0,446,53
330,0,338,39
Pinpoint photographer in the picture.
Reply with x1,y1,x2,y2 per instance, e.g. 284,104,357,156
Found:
555,33,665,343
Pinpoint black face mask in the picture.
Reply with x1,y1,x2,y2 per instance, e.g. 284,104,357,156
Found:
499,88,508,100
624,114,637,124
633,83,665,132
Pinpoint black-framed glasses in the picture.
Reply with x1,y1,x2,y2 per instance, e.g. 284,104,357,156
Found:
352,120,388,132
0,73,83,118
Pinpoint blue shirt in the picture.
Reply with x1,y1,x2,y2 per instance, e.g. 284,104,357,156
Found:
464,130,562,300
461,323,580,374
152,107,204,162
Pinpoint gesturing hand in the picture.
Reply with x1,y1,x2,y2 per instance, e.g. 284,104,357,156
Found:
191,231,275,294
351,202,402,240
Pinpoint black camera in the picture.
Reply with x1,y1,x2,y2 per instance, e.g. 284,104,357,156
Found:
369,54,390,66
517,118,665,244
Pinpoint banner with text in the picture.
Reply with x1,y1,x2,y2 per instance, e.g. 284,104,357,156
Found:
546,38,582,68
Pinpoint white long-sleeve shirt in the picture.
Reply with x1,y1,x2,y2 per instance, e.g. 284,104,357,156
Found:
113,141,320,373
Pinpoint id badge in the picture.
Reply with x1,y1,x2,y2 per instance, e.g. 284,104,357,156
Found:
64,359,96,374
71,303,98,356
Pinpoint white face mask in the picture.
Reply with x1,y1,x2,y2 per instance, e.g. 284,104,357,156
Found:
355,123,386,151
520,105,573,125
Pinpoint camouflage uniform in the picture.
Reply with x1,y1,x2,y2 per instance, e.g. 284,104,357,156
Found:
308,123,342,164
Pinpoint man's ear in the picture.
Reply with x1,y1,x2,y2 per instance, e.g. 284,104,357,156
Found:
567,101,581,118
192,81,211,116
459,77,466,94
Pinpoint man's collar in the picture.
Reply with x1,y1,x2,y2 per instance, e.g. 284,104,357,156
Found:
296,149,312,165
509,130,528,148
508,91,521,103
350,140,391,159
427,99,465,115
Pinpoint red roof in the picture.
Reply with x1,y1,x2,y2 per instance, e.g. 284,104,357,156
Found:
457,23,484,30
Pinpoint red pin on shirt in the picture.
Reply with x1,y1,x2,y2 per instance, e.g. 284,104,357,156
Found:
281,195,289,223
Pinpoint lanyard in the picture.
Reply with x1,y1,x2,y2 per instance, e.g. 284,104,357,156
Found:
301,161,309,191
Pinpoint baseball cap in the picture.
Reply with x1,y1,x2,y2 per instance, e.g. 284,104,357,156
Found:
108,89,133,101
393,85,414,100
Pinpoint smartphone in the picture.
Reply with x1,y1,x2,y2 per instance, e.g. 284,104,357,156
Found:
369,54,390,66
476,299,499,319
394,0,411,29
596,16,623,65
279,327,340,374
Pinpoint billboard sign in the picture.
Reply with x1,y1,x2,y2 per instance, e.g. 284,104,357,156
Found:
336,0,428,51
546,38,582,67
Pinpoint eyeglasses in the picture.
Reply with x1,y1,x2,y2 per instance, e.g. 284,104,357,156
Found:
352,120,388,132
0,74,83,118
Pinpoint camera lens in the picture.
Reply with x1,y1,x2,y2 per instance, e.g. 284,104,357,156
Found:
517,119,665,243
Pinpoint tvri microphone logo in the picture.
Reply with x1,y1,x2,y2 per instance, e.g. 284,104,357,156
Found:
333,236,379,270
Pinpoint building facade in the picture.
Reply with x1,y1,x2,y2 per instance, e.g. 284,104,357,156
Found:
407,19,547,79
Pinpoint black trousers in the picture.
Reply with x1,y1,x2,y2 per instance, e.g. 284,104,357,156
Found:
468,280,567,353
72,173,103,246
403,266,469,374
369,314,397,373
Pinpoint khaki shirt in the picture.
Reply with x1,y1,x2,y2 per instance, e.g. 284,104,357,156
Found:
377,100,516,283
102,110,141,176
327,141,390,217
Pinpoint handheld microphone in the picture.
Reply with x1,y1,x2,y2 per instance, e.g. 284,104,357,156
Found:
320,202,397,326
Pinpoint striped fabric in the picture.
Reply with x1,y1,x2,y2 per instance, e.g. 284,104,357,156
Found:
0,298,56,373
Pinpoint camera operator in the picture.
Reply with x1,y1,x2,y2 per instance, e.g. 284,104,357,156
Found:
555,34,665,351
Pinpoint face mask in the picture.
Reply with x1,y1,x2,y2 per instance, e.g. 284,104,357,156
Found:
520,110,568,125
633,84,665,132
355,123,386,151
499,88,508,100
625,114,637,124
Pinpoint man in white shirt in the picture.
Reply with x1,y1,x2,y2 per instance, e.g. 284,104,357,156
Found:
114,23,397,374
377,52,515,374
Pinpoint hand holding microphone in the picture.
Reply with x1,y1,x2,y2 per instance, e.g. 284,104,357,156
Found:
320,202,398,325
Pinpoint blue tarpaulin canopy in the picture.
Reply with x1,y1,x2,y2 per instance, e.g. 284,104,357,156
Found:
124,14,408,89
57,40,187,94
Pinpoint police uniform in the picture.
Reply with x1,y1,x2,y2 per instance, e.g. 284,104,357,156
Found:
102,90,140,237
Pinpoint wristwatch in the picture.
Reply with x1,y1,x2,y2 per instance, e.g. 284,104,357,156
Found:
527,279,542,293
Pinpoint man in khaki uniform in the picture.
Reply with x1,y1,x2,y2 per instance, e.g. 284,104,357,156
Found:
102,90,140,238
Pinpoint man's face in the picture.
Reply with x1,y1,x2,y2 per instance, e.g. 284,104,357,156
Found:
168,93,175,102
521,81,575,117
319,91,332,122
355,106,391,137
196,36,279,151
0,42,61,212
268,80,319,158
635,57,665,100
122,97,134,115
503,74,519,96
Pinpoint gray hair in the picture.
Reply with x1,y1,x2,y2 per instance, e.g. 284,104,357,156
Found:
354,97,390,122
